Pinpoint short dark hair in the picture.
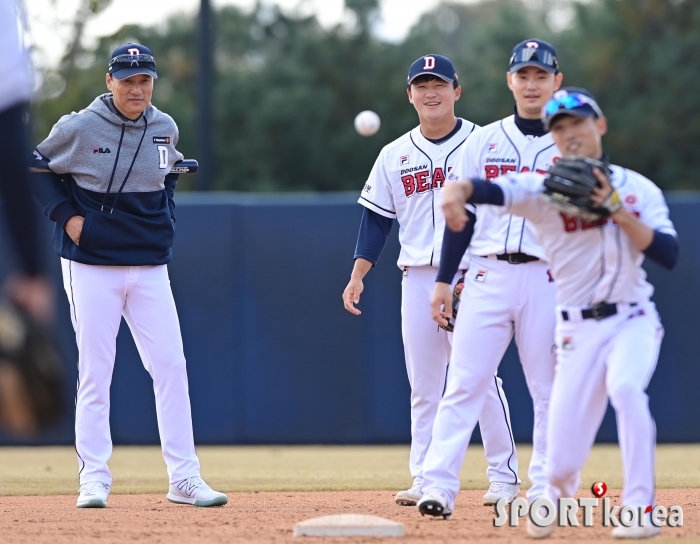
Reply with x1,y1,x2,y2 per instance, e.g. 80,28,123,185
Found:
409,74,458,89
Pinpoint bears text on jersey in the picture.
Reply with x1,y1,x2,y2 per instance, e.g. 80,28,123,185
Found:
401,166,449,196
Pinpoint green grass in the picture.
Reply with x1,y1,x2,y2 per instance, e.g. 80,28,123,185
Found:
0,444,698,496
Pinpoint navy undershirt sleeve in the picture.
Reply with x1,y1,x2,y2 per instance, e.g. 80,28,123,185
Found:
354,207,393,266
436,210,476,284
643,230,678,270
468,179,505,205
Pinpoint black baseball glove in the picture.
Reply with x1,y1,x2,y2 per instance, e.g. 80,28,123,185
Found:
542,156,621,221
0,297,64,435
439,273,465,333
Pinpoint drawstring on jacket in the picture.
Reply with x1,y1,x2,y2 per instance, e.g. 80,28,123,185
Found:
100,124,125,211
100,116,148,213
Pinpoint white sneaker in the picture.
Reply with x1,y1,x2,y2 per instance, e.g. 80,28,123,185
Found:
483,482,520,506
166,476,228,507
417,489,452,519
612,524,661,539
76,481,110,508
395,481,422,506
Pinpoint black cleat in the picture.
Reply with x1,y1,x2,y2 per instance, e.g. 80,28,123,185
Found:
417,497,452,519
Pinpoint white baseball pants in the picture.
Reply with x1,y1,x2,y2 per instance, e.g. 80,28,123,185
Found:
421,257,557,507
401,265,518,487
544,301,662,510
61,259,201,486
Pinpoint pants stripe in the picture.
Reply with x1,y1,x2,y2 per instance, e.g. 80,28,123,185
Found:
494,375,518,484
69,261,86,478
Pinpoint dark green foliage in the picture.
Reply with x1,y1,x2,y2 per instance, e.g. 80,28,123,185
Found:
559,0,700,190
32,0,700,191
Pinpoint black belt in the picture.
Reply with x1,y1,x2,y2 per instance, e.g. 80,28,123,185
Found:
561,302,637,321
495,252,539,265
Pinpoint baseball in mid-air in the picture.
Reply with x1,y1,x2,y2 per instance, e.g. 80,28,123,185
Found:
354,110,381,137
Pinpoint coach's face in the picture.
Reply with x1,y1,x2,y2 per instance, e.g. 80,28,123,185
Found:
408,78,461,122
550,114,607,158
507,66,563,118
106,73,154,120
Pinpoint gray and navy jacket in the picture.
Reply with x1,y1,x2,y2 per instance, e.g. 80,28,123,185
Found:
31,93,184,266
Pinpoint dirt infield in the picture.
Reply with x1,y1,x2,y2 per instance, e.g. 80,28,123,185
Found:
0,489,697,544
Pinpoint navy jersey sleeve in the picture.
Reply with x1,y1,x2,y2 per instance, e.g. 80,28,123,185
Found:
468,180,505,205
0,103,46,275
436,210,475,283
354,207,393,266
643,230,678,270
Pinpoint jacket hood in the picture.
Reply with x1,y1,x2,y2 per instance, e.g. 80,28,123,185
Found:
85,93,157,127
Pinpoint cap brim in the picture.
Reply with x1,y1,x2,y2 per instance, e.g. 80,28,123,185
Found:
111,67,158,80
408,71,455,84
509,61,556,74
545,108,596,129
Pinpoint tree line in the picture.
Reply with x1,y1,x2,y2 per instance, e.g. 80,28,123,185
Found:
32,0,700,192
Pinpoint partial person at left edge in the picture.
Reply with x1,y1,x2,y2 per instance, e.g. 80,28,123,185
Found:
0,0,63,435
30,41,228,509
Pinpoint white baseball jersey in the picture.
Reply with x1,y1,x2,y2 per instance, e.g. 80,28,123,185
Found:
0,0,34,112
451,115,561,259
359,119,520,488
359,119,477,268
495,165,676,306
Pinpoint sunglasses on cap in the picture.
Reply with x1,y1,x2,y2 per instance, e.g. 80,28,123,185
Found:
509,47,558,72
543,93,603,118
108,54,156,68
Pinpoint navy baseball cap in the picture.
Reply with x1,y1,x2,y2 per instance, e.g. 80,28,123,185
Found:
509,39,559,73
407,54,458,85
542,87,604,129
108,43,158,80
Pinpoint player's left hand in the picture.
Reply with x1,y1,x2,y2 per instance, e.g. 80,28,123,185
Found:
431,282,454,327
590,168,622,217
442,181,472,232
590,168,612,204
342,277,364,315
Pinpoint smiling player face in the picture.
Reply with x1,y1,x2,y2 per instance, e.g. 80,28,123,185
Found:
106,73,154,120
507,66,563,118
549,114,608,159
407,77,461,124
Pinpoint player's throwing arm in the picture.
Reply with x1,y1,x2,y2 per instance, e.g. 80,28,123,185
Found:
445,88,678,539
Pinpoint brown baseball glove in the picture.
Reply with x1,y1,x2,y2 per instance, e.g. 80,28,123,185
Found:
0,297,64,435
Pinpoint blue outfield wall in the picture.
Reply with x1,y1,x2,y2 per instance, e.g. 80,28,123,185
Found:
0,192,698,446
